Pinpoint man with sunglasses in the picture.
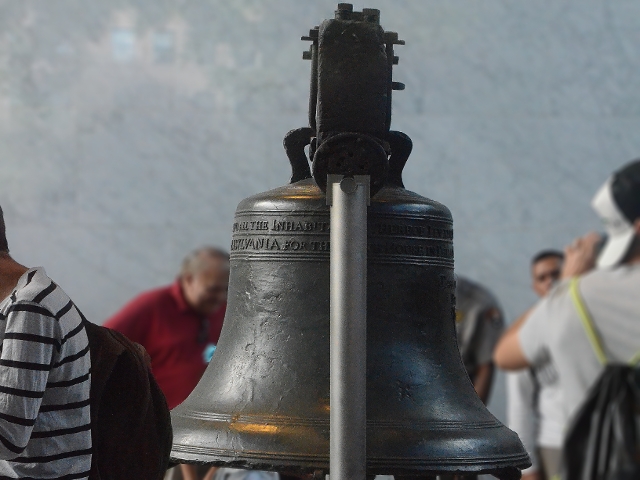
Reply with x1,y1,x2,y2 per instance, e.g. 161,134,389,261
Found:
506,250,564,480
530,251,564,299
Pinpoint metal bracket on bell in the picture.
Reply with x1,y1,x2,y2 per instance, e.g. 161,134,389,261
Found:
313,133,388,196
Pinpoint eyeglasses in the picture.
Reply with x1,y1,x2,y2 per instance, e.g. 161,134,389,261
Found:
535,269,561,283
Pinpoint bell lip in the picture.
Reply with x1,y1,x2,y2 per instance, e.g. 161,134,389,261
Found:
170,414,531,475
170,446,530,477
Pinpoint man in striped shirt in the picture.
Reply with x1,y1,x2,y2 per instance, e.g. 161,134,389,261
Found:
0,206,91,479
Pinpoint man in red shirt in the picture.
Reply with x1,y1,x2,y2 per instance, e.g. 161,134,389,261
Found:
104,246,229,480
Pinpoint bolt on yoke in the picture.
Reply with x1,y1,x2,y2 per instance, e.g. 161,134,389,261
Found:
295,3,406,196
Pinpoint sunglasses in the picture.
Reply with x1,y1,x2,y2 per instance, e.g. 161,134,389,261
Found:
535,269,561,283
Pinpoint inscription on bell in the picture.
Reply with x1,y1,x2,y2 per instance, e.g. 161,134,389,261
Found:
232,220,331,233
230,213,453,265
232,221,270,232
368,242,453,258
374,223,453,240
271,220,329,232
231,238,330,252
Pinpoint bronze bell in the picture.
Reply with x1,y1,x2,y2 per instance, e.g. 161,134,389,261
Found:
171,4,529,479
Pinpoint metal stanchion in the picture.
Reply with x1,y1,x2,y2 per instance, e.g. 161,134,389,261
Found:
328,174,370,480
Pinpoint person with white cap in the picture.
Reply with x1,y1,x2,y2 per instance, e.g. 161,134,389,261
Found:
493,158,640,449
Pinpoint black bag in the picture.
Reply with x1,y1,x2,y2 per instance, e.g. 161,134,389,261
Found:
562,278,640,480
563,364,640,480
82,317,173,480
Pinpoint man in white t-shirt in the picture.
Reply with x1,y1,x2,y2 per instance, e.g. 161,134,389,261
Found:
506,250,564,480
494,158,640,473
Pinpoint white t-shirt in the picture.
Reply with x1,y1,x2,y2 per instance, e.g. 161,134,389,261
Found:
534,360,564,448
519,263,640,428
507,361,564,474
507,370,540,473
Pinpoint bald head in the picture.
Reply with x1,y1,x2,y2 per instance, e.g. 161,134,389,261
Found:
180,247,230,316
180,246,229,277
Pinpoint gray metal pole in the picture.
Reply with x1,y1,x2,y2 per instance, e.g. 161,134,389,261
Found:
328,174,370,480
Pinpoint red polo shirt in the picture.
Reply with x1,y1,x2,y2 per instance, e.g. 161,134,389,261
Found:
103,281,226,409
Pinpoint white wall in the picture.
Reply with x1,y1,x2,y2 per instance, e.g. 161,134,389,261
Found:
1,0,640,422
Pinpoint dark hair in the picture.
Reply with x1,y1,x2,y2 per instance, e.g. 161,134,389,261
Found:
531,249,564,266
611,159,640,223
622,235,640,263
0,205,8,253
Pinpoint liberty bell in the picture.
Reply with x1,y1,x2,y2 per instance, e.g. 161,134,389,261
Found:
171,4,530,479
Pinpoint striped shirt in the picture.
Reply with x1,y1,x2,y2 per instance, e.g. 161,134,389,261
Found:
0,268,91,479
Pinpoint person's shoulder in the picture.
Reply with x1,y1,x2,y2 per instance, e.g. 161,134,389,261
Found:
11,268,66,312
525,279,573,327
580,263,640,289
12,268,49,298
6,269,84,336
456,276,501,310
546,277,571,299
130,283,174,305
104,283,175,327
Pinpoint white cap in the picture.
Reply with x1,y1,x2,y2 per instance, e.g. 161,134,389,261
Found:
591,177,636,268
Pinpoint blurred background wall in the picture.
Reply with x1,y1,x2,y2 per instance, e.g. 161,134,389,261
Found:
1,0,640,421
